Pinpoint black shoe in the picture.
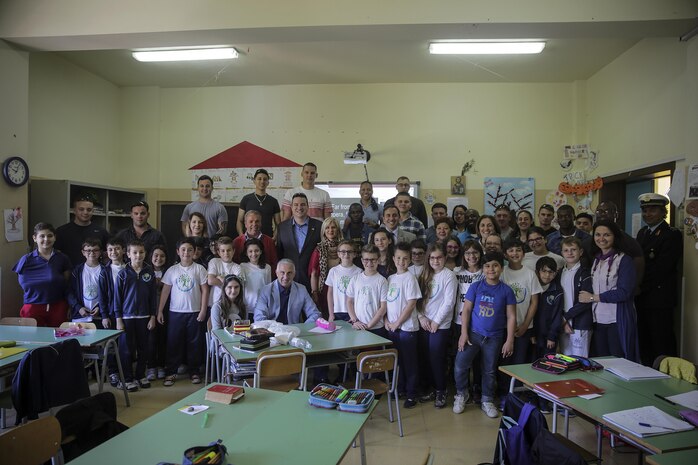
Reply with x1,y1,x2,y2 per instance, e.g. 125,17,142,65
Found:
109,373,119,387
419,391,435,403
398,391,407,400
434,392,447,409
404,398,417,409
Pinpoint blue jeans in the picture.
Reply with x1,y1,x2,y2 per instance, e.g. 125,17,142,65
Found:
418,328,450,393
454,330,503,403
386,328,419,399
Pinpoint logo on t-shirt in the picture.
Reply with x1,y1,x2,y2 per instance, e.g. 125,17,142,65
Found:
478,294,495,317
387,284,400,302
141,273,152,283
338,275,352,294
546,294,556,305
83,283,98,301
508,281,528,304
428,279,440,299
175,273,195,293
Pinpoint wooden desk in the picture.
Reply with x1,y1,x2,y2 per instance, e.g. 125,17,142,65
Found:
500,364,698,457
67,385,377,465
0,326,130,406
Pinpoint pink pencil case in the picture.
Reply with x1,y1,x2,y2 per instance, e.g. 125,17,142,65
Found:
315,318,336,331
679,409,698,427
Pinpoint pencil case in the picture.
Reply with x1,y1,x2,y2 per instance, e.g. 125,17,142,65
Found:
315,318,336,331
308,383,374,413
183,439,227,465
679,409,698,427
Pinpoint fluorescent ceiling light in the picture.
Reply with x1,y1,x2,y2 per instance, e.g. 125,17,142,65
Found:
429,42,545,55
132,47,238,62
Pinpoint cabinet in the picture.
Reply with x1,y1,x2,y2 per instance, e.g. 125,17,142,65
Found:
30,180,145,235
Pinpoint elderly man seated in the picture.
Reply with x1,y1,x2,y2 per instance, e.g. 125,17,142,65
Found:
253,259,320,324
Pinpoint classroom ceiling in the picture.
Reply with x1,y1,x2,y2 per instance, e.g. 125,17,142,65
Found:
3,7,698,87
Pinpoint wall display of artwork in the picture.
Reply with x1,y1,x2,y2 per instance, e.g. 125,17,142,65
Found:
483,177,534,215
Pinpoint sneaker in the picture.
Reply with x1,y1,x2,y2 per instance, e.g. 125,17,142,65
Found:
163,375,176,387
146,368,156,381
403,398,417,409
109,373,119,387
419,391,435,403
482,401,499,418
177,364,188,375
434,392,447,409
157,367,166,379
190,374,202,384
453,392,469,414
118,380,139,392
138,378,151,389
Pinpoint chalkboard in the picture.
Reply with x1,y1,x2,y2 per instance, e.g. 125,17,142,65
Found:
158,202,240,260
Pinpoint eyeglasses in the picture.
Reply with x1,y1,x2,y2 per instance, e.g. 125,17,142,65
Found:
338,250,354,255
82,249,101,254
446,245,461,250
528,237,544,243
464,251,480,256
411,251,425,256
361,258,378,263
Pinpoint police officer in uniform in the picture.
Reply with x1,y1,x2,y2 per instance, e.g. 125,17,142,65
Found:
635,193,682,366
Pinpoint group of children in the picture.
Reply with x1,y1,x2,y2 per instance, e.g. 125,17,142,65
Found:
68,233,273,390
326,232,592,419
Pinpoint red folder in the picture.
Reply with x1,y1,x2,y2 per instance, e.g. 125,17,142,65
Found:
533,378,604,399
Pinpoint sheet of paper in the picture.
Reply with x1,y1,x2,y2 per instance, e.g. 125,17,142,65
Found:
178,404,209,415
578,393,603,400
308,326,342,334
667,390,698,410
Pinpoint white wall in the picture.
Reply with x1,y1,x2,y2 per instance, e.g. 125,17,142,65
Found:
28,53,122,185
0,40,29,316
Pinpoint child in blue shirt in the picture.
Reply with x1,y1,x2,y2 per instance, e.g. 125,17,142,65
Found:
453,252,515,418
114,239,157,391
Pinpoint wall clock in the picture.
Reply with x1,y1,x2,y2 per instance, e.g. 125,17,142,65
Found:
2,156,29,187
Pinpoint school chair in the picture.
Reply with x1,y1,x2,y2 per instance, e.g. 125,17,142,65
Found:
205,331,222,384
0,317,38,326
0,415,64,465
58,322,130,407
355,348,403,437
653,355,698,384
252,348,307,392
0,317,38,428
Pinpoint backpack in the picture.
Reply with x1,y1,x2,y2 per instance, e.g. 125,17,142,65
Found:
494,393,548,465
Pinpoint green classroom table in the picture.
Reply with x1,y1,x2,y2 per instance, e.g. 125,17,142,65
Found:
213,320,392,365
67,385,378,465
645,449,698,465
0,325,130,406
500,363,698,457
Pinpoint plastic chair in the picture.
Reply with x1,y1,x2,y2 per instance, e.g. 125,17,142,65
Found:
0,317,38,326
355,348,402,437
0,414,64,465
253,348,306,392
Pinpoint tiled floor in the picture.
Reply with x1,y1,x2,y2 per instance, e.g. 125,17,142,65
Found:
107,377,645,465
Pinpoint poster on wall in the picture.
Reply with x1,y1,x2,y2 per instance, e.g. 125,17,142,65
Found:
4,207,23,242
450,176,466,195
483,177,535,215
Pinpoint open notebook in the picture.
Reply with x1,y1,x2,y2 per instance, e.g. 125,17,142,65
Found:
603,406,694,437
594,357,670,381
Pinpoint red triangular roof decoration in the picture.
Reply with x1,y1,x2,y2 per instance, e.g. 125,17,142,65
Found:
189,141,302,169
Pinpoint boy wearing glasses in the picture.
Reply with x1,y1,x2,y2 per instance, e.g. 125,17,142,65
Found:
325,240,362,322
346,245,388,336
68,238,109,328
522,226,565,271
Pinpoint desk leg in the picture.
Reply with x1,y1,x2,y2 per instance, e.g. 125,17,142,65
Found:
359,428,367,465
508,377,515,393
596,426,603,460
551,403,558,433
105,338,130,407
563,409,569,437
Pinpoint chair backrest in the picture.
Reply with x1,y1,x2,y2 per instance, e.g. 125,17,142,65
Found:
59,322,97,330
0,415,62,465
257,348,305,377
0,317,37,327
356,348,398,375
653,355,698,384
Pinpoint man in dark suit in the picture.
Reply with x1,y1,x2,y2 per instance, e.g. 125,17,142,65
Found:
635,193,683,366
276,192,322,292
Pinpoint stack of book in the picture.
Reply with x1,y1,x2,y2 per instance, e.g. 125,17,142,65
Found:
232,319,251,334
239,327,274,351
205,384,245,404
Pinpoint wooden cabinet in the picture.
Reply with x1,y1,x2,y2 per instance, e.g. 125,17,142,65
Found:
30,180,145,235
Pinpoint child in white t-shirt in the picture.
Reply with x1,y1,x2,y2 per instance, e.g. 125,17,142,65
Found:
385,242,422,408
346,245,387,334
157,238,209,386
238,237,272,312
325,240,362,322
207,236,242,307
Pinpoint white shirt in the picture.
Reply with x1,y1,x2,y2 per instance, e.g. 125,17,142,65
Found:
560,262,580,314
453,267,484,325
422,268,458,329
346,272,388,330
502,266,543,328
522,251,565,272
162,262,208,312
325,264,362,316
408,264,423,278
386,272,422,332
81,264,101,314
207,258,242,306
239,262,272,312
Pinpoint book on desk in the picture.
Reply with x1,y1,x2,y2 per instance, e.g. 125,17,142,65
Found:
602,406,694,437
534,378,604,399
205,384,245,404
595,357,670,381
